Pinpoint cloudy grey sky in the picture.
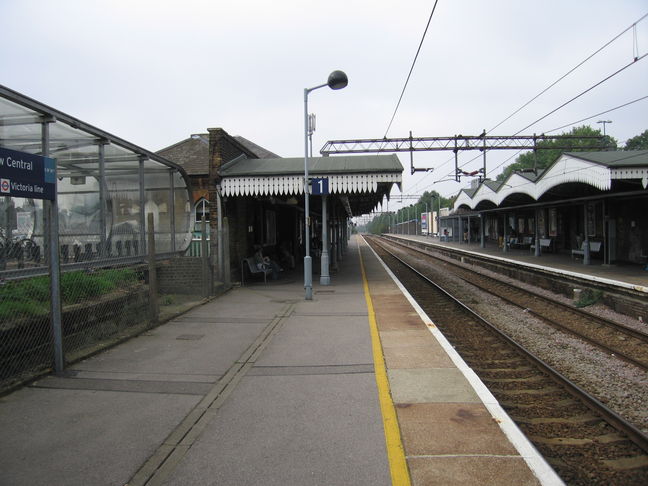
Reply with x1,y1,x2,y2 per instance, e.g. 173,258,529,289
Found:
1,0,647,211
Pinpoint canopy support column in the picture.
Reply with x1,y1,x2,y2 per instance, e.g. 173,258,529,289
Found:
320,194,330,285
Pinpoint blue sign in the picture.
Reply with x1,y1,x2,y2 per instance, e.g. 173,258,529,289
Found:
0,147,56,200
311,177,329,195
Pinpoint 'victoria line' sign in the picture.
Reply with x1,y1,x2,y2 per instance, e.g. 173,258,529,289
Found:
0,147,56,200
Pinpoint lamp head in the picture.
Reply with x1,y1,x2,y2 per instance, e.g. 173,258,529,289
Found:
327,70,348,90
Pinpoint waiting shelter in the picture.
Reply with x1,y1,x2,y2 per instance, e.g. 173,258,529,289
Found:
0,84,193,277
218,154,403,283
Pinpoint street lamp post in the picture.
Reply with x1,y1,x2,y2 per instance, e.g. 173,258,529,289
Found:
597,120,612,136
303,70,348,300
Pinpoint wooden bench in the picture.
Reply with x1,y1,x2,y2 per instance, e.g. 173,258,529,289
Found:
530,238,552,253
571,241,602,260
241,257,272,285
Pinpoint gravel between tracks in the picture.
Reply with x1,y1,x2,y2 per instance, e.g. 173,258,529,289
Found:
389,241,648,434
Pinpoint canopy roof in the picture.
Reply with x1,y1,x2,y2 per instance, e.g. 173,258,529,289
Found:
454,150,648,210
220,154,403,216
0,85,188,179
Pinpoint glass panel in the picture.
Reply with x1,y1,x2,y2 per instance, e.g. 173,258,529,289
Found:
1,93,192,262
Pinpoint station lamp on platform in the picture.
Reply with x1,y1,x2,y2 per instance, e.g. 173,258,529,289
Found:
303,70,348,300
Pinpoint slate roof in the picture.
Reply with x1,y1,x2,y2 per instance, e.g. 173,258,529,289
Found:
156,135,209,176
233,136,280,159
219,154,403,177
565,150,648,167
156,133,280,176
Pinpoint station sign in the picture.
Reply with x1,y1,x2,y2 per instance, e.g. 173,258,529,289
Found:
0,147,56,200
311,177,329,195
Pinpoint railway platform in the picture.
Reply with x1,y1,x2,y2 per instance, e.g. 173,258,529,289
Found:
390,234,648,291
0,235,561,486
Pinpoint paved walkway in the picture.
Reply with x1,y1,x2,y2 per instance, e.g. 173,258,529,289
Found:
0,238,389,486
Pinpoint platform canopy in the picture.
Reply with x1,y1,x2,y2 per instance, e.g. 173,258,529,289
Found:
219,154,403,216
454,150,648,210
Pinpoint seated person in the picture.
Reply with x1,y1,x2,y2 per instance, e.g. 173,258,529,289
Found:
279,241,295,269
253,245,282,280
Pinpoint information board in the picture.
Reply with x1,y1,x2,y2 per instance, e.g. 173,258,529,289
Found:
0,147,56,200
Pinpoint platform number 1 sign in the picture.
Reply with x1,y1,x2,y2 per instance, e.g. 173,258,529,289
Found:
311,177,329,195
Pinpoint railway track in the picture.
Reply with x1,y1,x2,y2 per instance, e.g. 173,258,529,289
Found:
380,236,648,371
365,235,648,486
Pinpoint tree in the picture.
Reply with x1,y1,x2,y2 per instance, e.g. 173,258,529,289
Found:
496,125,615,181
624,130,648,150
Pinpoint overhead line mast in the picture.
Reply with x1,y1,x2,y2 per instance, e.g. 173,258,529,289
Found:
320,133,606,180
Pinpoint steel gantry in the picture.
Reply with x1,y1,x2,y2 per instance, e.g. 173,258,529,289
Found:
320,132,606,180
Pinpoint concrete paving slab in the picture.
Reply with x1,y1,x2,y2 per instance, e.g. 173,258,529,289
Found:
396,402,519,456
372,300,424,331
388,368,481,404
74,319,269,377
0,387,199,486
379,329,438,348
383,345,455,369
255,315,374,367
380,330,455,368
162,373,390,486
408,456,541,486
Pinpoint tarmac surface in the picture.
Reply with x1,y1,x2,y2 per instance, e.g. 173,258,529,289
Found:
0,235,566,486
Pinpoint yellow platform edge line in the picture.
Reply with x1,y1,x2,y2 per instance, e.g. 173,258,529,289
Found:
358,240,411,486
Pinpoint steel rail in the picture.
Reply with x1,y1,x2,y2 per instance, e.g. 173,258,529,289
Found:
386,235,648,338
367,235,648,454
382,236,648,369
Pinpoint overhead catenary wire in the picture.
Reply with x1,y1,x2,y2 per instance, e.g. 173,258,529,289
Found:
407,87,646,199
546,94,648,134
383,0,440,139
434,50,648,183
430,12,648,184
486,94,648,176
487,12,648,135
393,12,648,210
510,52,647,138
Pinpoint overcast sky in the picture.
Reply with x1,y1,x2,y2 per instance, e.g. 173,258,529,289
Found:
1,0,647,212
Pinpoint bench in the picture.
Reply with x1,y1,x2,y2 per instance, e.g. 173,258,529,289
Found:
530,238,552,253
241,257,271,285
571,241,602,260
509,236,532,249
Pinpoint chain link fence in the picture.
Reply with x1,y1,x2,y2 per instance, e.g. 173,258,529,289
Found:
0,199,207,394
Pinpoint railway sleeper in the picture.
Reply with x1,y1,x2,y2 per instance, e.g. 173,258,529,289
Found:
602,455,648,471
480,375,547,384
511,414,602,425
472,365,535,372
499,397,577,408
530,432,626,446
492,386,562,395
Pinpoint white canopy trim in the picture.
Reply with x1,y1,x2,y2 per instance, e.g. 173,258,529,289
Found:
455,154,626,209
612,167,648,189
221,173,401,197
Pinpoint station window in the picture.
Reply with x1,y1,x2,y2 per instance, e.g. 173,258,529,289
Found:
195,198,209,224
